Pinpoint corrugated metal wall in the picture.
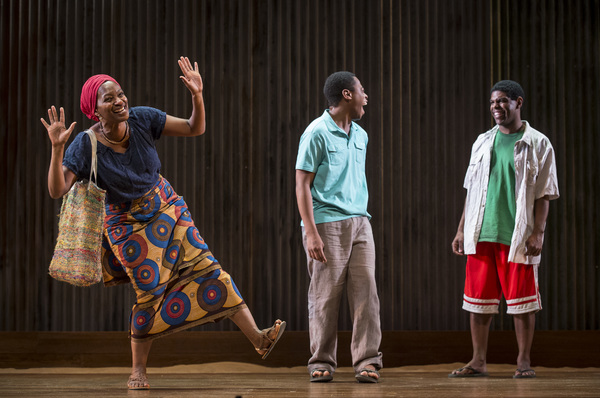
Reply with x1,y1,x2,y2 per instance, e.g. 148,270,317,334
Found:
1,0,598,332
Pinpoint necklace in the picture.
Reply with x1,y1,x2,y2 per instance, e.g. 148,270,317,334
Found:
100,122,129,145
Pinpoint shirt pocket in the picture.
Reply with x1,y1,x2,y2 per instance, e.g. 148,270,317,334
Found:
327,144,348,166
526,160,538,185
466,151,484,184
354,141,366,163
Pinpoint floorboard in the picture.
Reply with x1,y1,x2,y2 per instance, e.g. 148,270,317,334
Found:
0,363,598,397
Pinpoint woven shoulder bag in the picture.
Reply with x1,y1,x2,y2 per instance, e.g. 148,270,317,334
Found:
49,130,106,286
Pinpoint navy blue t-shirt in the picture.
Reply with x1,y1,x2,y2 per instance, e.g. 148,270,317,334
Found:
63,106,167,204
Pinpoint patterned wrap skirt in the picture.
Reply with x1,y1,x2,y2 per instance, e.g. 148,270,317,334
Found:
100,177,246,341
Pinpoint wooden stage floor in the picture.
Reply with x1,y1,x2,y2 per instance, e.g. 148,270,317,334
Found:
0,363,598,397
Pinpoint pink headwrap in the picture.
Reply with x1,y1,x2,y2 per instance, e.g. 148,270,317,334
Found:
80,74,121,121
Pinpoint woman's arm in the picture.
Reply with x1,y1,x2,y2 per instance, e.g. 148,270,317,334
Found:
41,106,78,198
162,56,206,137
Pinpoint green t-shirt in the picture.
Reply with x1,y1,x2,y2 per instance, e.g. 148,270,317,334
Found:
479,130,524,245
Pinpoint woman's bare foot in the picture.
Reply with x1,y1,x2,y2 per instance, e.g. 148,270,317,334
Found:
127,369,150,390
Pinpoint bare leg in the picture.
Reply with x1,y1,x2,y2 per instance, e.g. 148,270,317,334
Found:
128,339,152,389
469,312,493,371
230,307,262,347
451,312,492,375
513,312,535,376
229,307,283,356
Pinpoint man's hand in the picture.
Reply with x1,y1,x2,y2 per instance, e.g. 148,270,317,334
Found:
306,231,327,263
525,231,544,256
452,231,465,256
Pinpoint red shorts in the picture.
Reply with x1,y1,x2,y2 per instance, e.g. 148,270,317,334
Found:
463,242,541,314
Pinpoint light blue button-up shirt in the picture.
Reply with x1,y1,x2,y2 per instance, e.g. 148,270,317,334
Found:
296,110,370,225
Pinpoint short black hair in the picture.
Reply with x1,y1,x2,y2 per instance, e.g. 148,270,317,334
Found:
323,71,356,107
490,80,525,101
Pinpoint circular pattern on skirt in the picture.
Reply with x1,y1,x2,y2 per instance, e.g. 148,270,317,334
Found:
107,223,133,245
131,192,161,221
196,278,228,312
105,213,128,227
230,275,243,300
146,213,174,248
161,291,191,326
194,269,220,284
106,202,131,216
120,234,148,268
164,183,173,198
102,248,126,277
186,227,209,250
132,308,156,337
152,285,166,296
163,239,184,270
157,179,174,202
174,201,194,227
133,259,160,292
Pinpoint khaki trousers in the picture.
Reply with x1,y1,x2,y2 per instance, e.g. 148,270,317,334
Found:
302,216,383,374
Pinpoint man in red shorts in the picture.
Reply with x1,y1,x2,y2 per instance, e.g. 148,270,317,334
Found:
450,80,559,379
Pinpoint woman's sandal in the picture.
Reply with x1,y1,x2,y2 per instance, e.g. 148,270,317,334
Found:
255,320,287,359
127,374,150,390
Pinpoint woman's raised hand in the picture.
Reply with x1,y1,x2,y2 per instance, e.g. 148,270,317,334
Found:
178,56,203,95
41,106,76,147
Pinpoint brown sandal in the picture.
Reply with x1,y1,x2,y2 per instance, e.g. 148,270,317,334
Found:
255,320,286,359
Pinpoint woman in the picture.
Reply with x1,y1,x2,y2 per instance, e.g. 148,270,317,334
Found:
42,57,285,390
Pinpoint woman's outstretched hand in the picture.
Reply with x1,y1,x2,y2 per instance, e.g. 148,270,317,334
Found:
41,106,77,148
162,56,206,137
178,56,203,95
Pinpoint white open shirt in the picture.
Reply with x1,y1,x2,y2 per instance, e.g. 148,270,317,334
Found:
463,121,560,264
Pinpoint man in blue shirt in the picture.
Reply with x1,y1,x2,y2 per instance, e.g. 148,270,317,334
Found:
295,71,383,383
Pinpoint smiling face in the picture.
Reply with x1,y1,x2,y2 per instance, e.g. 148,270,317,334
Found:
489,90,522,131
95,81,129,123
347,77,368,120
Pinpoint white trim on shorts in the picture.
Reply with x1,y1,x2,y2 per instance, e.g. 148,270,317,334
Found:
462,295,501,314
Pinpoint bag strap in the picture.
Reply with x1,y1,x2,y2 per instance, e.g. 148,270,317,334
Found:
85,130,99,187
